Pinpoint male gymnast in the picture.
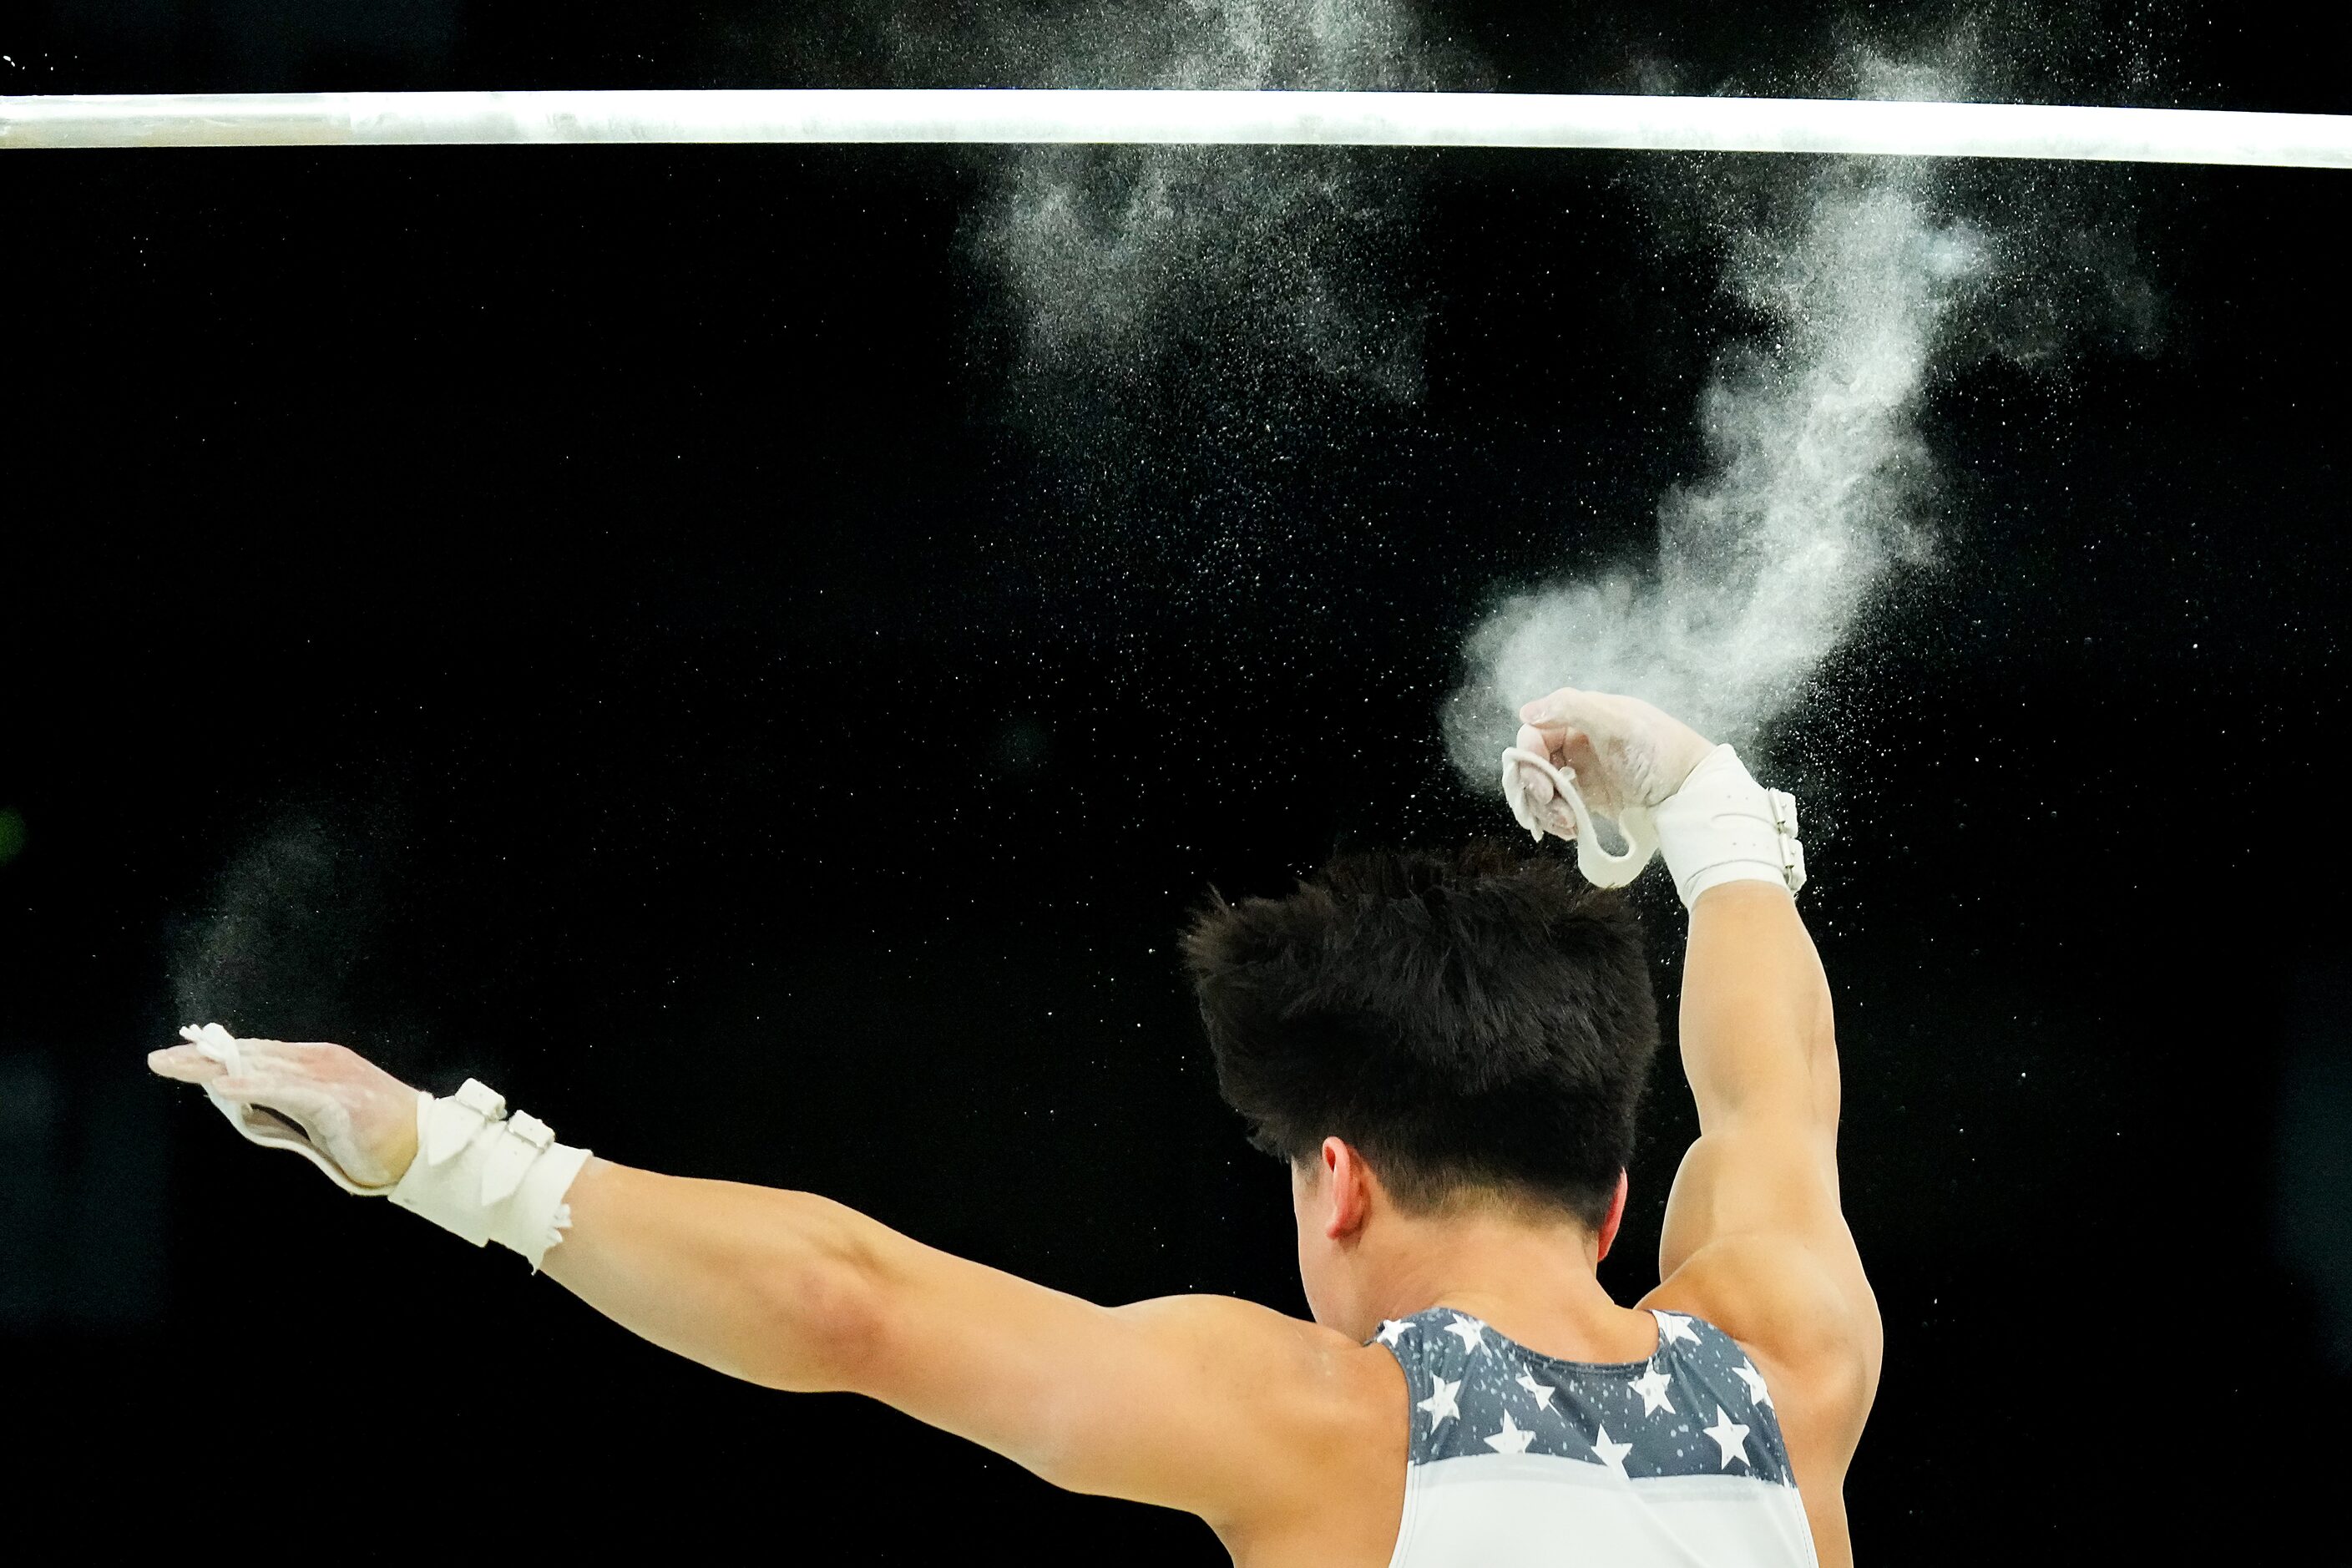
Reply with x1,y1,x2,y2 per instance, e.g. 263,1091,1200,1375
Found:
148,686,1879,1565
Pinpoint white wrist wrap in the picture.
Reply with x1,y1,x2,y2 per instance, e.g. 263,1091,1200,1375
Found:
387,1079,593,1274
1651,745,1808,908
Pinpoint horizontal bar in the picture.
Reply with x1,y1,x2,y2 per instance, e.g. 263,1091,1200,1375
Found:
2,89,2345,166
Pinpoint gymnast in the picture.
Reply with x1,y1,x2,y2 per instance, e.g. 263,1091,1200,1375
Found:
149,685,1879,1565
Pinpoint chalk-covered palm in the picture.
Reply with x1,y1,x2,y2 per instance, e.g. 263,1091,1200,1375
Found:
147,1036,420,1190
1512,686,1717,824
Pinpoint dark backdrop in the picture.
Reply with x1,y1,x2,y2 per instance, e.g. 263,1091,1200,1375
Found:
3,2,2347,1558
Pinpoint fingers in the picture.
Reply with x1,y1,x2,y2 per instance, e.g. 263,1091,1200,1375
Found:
155,1034,344,1072
147,1045,226,1083
1513,748,1558,812
149,1035,299,1076
1517,699,1585,741
210,1078,349,1146
207,1075,333,1115
1518,688,1588,726
219,1037,305,1065
1515,721,1590,782
1515,721,1571,767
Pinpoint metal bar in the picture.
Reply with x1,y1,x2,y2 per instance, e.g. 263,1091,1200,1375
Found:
3,89,2347,166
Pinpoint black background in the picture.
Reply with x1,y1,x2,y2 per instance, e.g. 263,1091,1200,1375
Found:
3,2,2348,1558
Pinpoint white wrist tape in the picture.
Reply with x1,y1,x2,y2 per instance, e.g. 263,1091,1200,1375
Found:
387,1080,593,1274
1651,745,1808,908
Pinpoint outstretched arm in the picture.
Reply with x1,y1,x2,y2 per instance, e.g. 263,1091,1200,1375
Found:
145,1039,1393,1547
539,1155,1383,1528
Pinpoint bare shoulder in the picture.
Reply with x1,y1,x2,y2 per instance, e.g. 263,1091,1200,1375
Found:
1643,1115,1881,1496
1110,1294,1403,1414
1642,1232,1881,1551
1128,1298,1407,1562
836,1221,1408,1555
1044,1294,1406,1560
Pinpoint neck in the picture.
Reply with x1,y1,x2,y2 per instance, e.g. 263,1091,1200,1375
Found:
1358,1201,1647,1359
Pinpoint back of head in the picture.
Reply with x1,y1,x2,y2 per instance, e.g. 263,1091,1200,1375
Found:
1182,842,1657,1230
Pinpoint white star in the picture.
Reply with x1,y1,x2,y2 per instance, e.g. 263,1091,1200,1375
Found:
1376,1319,1411,1346
1591,1424,1634,1476
1702,1406,1751,1469
1417,1377,1461,1431
1732,1360,1773,1408
1483,1410,1535,1454
1651,1310,1699,1347
1631,1364,1675,1417
1444,1313,1485,1354
1514,1369,1556,1409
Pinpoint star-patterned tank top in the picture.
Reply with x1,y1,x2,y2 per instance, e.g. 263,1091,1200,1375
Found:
1368,1306,1818,1567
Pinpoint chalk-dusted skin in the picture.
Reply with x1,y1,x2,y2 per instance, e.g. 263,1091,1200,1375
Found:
147,688,1878,1566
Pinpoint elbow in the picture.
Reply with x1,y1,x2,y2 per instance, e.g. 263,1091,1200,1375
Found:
751,1196,889,1394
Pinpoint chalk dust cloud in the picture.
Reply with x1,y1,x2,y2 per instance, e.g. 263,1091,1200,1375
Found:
168,804,441,1080
1444,43,2161,779
965,0,1457,413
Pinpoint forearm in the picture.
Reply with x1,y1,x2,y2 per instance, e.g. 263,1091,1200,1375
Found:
1679,881,1839,1129
537,1156,880,1392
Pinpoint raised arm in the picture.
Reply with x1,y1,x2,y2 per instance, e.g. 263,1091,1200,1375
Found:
1646,881,1879,1560
1651,881,1874,1365
1511,689,1880,1561
1662,881,1844,1271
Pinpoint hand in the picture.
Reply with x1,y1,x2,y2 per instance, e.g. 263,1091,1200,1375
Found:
1513,687,1716,822
149,1034,422,1190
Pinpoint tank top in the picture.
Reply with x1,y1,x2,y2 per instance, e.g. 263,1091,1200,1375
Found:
1369,1306,1818,1567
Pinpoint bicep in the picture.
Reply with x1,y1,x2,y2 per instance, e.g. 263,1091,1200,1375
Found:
1647,1125,1881,1494
1653,1118,1877,1376
840,1228,1377,1526
1662,883,1863,1342
1661,887,1879,1493
1655,1119,1845,1282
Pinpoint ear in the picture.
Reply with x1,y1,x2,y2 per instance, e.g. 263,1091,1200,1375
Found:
1596,1169,1630,1262
1322,1136,1373,1242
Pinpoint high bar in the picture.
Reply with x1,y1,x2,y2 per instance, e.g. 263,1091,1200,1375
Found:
1,89,2346,166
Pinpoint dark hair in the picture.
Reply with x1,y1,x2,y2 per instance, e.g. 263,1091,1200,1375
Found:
1181,842,1657,1229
